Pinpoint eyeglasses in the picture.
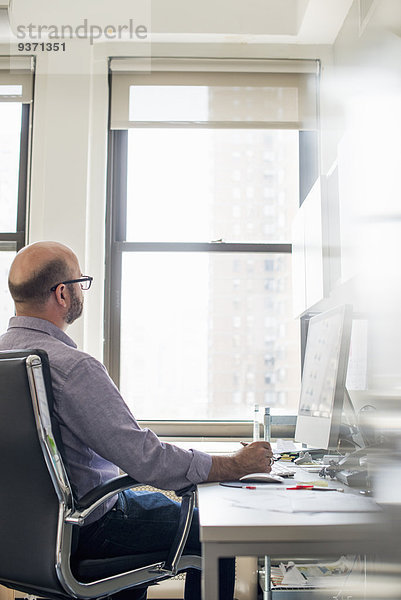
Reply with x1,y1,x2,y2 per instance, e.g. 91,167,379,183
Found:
50,276,93,292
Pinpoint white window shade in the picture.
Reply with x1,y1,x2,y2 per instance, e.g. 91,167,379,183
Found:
110,58,319,130
0,56,34,102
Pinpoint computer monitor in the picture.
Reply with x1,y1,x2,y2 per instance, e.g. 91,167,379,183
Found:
295,304,353,450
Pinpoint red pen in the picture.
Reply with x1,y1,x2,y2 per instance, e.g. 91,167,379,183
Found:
286,485,314,490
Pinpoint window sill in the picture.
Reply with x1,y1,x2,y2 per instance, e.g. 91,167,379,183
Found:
138,416,296,440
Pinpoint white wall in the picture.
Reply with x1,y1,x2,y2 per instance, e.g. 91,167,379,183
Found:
319,0,401,392
28,43,109,355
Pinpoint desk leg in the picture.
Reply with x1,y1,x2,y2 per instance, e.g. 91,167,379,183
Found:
263,556,272,600
202,542,220,600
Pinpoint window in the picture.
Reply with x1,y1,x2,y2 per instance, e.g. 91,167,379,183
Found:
0,58,33,332
106,58,318,424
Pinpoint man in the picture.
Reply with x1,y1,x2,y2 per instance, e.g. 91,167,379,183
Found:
0,241,273,600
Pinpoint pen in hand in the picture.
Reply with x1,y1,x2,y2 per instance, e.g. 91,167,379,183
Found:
240,442,280,461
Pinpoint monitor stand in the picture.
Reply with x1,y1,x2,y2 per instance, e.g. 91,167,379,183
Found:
334,390,370,488
339,388,366,450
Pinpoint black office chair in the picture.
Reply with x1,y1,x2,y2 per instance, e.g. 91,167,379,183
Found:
0,349,201,599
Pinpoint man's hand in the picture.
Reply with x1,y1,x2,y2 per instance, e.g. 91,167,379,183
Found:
206,441,273,482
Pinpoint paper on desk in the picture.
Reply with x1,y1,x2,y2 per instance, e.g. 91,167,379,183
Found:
222,489,380,514
288,491,381,512
227,491,293,512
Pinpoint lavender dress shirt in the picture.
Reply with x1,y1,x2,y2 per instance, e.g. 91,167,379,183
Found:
0,317,212,523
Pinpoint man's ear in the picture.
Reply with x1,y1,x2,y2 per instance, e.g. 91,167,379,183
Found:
55,284,67,307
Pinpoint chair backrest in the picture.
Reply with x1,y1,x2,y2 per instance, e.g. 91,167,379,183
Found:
0,350,70,596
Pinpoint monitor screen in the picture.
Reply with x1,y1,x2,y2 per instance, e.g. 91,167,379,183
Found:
295,304,353,449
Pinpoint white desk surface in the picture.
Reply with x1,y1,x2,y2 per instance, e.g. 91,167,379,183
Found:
198,481,383,544
197,466,389,599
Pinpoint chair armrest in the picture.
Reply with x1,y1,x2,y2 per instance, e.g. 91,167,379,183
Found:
163,484,197,575
66,474,140,525
66,477,198,575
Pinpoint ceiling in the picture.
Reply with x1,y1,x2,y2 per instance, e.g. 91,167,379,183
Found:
4,0,354,45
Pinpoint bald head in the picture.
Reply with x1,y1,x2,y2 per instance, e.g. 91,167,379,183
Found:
9,241,79,308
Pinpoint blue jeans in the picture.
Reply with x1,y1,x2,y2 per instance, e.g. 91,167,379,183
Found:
76,489,235,600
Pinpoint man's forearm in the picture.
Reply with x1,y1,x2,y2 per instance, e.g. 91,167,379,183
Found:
207,454,241,482
207,441,273,482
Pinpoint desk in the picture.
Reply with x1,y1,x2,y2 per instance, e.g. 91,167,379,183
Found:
198,469,387,599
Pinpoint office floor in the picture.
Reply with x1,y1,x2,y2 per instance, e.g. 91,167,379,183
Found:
0,586,13,600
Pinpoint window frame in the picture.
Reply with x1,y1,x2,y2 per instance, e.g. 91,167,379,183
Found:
0,56,33,254
105,59,319,437
105,127,293,372
0,101,31,254
105,131,296,438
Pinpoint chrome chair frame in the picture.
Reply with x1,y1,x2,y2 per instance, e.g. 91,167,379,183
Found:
0,350,200,599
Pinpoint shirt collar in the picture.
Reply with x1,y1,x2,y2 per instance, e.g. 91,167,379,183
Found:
8,316,77,349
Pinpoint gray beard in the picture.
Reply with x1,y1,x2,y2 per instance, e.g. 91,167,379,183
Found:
65,289,83,324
